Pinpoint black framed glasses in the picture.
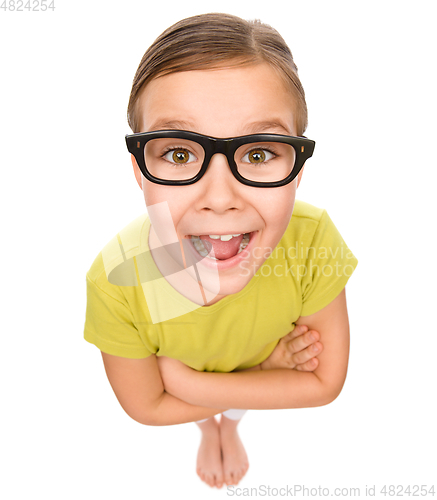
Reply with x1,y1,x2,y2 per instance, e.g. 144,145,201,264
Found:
125,129,315,188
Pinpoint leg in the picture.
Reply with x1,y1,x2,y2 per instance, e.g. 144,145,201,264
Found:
194,416,224,489
219,410,249,486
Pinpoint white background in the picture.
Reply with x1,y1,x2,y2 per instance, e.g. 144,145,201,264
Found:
1,0,436,498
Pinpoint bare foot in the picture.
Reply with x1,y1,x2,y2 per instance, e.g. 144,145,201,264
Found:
219,415,249,485
195,417,224,488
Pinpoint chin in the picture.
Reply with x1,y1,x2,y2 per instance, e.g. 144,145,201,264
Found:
215,273,254,298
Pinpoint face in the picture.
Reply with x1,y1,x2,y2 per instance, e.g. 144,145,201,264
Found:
131,63,305,305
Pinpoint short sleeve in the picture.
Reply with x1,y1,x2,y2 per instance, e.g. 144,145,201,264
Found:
84,274,153,359
300,210,358,317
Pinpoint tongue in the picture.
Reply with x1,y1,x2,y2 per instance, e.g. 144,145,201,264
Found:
200,234,244,260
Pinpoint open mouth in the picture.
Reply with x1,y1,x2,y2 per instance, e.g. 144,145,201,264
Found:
189,232,252,261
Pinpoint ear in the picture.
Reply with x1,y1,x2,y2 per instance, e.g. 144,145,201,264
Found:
131,154,143,190
296,166,305,188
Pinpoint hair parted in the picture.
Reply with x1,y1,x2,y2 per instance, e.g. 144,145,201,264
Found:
127,13,308,136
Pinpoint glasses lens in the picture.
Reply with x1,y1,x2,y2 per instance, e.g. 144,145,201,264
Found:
235,142,296,183
144,138,205,181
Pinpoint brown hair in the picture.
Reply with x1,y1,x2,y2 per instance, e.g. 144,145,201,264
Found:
127,13,308,135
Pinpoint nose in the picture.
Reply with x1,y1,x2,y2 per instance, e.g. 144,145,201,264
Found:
196,152,242,213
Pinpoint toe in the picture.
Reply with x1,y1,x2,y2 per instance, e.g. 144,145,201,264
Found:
216,473,224,489
214,475,223,489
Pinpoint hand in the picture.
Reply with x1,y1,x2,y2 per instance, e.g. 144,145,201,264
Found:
260,324,323,371
156,356,194,397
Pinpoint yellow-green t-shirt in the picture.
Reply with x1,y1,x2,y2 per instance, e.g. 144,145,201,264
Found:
83,200,358,372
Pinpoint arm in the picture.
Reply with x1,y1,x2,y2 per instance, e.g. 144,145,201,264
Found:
158,288,350,410
100,351,227,426
234,324,323,373
100,323,322,424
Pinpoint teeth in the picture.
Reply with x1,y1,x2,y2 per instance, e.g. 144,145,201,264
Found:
237,233,250,254
191,236,207,255
208,234,241,241
190,232,251,260
191,237,218,260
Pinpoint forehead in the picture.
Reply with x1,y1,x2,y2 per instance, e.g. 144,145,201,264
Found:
137,63,297,137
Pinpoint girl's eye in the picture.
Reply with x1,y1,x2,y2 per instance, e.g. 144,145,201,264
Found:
163,148,197,164
242,148,275,164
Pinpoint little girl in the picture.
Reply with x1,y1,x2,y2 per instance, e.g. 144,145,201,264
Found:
84,12,358,489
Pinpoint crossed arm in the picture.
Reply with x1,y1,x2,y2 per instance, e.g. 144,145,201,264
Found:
157,288,350,410
101,288,350,425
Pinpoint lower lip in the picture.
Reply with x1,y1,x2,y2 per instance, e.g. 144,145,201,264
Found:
186,231,258,271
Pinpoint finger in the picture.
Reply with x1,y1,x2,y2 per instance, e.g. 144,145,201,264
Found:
294,357,319,372
291,341,323,365
282,324,309,342
287,329,320,354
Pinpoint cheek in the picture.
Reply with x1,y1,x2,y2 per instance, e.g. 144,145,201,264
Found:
143,185,190,233
258,183,297,229
143,183,172,207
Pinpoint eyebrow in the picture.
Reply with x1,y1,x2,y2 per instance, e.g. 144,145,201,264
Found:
148,119,195,131
147,119,293,136
243,120,293,135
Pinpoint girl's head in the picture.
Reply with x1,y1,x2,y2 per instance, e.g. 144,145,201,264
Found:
127,13,312,305
127,12,308,136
